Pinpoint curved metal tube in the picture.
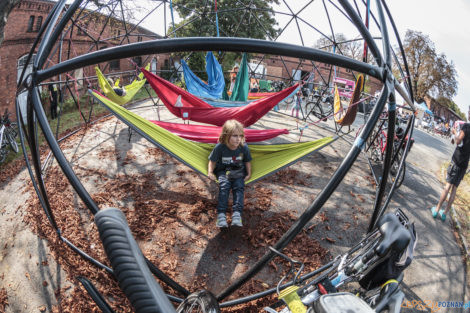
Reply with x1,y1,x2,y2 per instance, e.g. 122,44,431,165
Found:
36,37,383,83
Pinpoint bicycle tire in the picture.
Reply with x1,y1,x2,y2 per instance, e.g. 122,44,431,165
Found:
176,290,220,313
367,131,383,162
6,131,19,153
390,150,405,188
306,101,324,123
9,122,18,139
0,148,7,164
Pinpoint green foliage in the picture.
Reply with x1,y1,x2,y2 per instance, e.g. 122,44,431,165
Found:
171,0,280,39
40,88,49,104
186,52,208,82
436,96,467,121
170,0,280,75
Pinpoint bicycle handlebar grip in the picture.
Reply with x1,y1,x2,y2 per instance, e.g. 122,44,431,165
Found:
95,208,175,313
376,213,410,257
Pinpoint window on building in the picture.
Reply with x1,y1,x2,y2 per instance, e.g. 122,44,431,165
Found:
109,59,120,70
138,36,143,42
346,68,352,73
133,57,142,67
27,16,35,32
35,16,43,32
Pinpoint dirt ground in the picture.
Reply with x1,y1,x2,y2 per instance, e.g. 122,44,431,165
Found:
0,102,386,312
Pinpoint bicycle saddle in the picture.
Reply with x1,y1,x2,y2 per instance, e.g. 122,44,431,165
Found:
375,213,411,257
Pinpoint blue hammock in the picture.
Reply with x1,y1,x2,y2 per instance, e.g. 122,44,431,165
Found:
181,52,225,99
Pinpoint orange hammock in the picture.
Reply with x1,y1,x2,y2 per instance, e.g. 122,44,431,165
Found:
334,74,364,126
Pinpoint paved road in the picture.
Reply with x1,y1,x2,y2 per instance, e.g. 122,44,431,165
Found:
281,103,468,312
408,127,455,174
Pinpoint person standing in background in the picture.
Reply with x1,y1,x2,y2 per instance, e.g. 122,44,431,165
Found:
48,83,58,119
431,109,470,221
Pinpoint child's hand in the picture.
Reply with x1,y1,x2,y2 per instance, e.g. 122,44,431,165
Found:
208,173,216,181
244,174,251,181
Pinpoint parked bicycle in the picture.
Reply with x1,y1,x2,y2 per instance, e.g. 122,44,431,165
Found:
366,116,414,189
0,109,19,164
89,207,416,313
304,86,335,123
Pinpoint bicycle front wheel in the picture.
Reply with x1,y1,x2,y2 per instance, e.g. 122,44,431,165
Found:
306,101,328,123
0,147,7,164
9,122,18,138
6,130,19,153
390,149,405,188
176,290,220,313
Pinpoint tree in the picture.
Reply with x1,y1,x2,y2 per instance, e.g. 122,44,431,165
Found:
172,0,280,39
436,96,467,121
0,0,21,46
399,30,457,102
314,33,363,61
170,0,280,76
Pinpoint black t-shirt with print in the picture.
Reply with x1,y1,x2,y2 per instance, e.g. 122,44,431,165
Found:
452,123,470,169
208,143,252,176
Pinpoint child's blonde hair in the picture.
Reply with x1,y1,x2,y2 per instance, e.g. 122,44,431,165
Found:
219,119,245,146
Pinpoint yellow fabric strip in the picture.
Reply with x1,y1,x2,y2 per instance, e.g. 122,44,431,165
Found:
95,64,150,106
91,91,336,184
381,279,399,289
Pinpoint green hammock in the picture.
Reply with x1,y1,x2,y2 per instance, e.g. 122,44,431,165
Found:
95,64,150,106
91,90,336,184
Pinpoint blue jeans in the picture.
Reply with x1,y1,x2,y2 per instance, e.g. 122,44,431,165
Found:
216,174,245,214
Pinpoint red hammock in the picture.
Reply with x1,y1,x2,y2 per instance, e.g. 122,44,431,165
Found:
150,121,289,143
141,68,298,127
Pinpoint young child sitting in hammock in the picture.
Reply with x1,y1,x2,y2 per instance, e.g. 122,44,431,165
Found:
208,120,252,228
107,77,127,97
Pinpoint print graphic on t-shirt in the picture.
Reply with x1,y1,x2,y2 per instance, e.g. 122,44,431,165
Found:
221,154,243,165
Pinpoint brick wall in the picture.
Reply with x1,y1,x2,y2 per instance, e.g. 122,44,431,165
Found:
0,0,167,120
253,55,382,95
0,0,53,117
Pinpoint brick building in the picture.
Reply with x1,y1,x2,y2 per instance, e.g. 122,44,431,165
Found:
252,55,382,95
0,0,164,120
424,96,464,123
0,0,53,116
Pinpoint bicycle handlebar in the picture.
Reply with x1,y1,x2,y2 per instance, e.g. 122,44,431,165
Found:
95,208,176,313
94,208,412,313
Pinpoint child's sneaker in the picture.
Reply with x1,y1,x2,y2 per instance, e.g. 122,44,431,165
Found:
231,211,243,227
439,209,446,222
430,207,438,218
216,213,228,228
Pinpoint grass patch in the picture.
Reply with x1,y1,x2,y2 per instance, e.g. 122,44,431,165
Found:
439,162,470,287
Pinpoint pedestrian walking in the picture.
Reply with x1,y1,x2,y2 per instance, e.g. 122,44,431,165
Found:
431,110,470,221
